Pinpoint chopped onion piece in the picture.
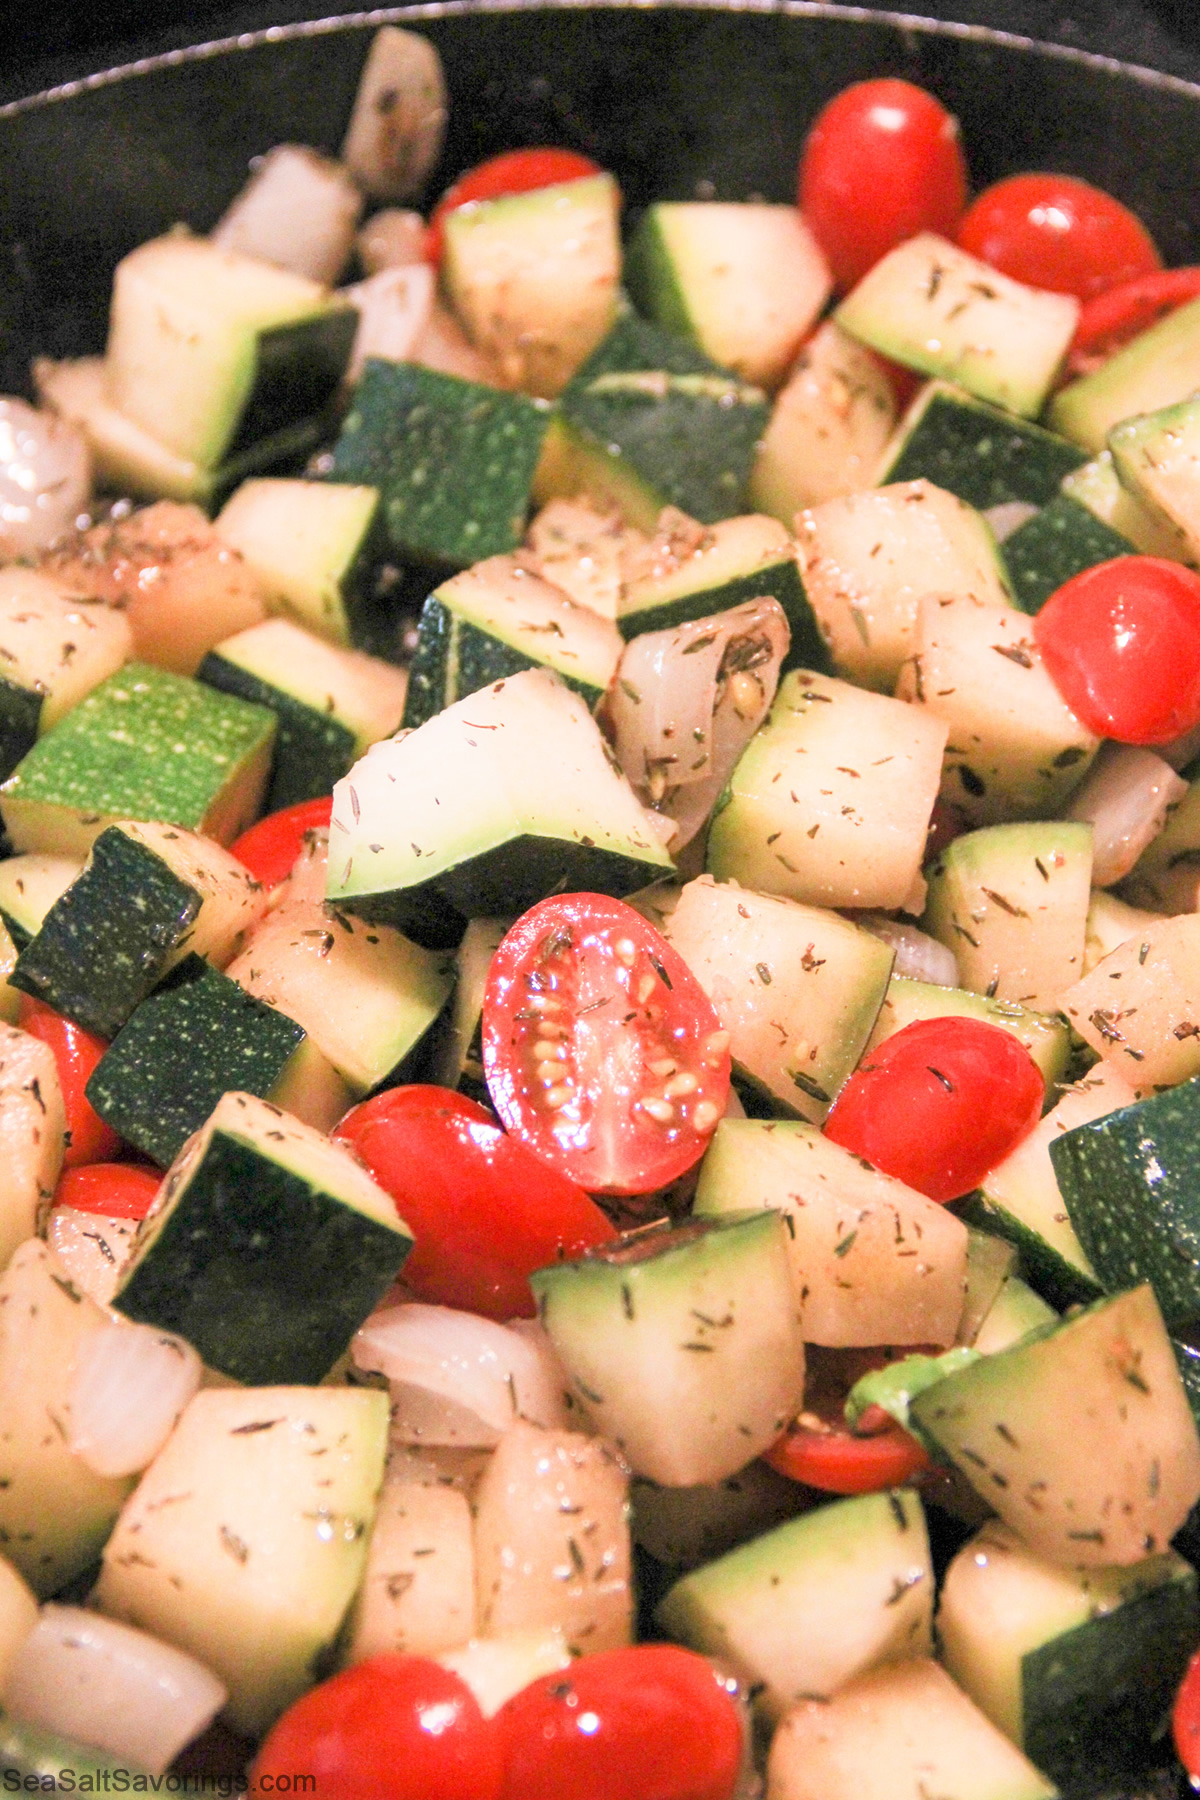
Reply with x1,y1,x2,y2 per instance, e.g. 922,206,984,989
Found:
353,1303,571,1446
609,597,790,849
0,397,90,557
856,914,958,987
982,501,1039,543
341,263,436,385
68,1318,202,1477
1066,741,1187,887
5,1606,226,1777
212,145,363,285
341,27,447,202
46,1208,138,1307
357,208,429,274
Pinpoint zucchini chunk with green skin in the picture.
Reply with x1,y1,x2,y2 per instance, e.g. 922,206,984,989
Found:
1059,911,1200,1088
105,233,357,473
693,1119,969,1349
958,1230,1020,1347
1050,290,1200,454
0,919,18,1025
36,353,216,506
661,875,893,1123
198,617,407,811
1060,449,1184,559
940,1519,1198,1792
922,822,1093,1013
1085,889,1164,971
0,1025,65,1270
426,914,510,1102
326,668,673,950
1109,394,1200,565
214,477,384,646
707,668,946,913
10,821,266,1038
1001,494,1135,615
748,320,897,520
0,852,82,950
95,1383,387,1735
656,1488,932,1723
401,554,622,729
0,1240,134,1597
971,1275,1058,1356
114,1089,411,1384
442,173,621,399
909,1284,1200,1566
1120,778,1200,915
877,381,1087,511
836,233,1079,419
0,570,131,782
0,663,276,858
326,358,553,568
766,1658,1058,1800
85,955,352,1167
866,975,1070,1097
531,1212,805,1486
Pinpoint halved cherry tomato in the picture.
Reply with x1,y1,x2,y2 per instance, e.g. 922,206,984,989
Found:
53,1161,161,1220
496,1645,745,1800
763,1346,930,1495
427,147,605,263
249,1656,504,1800
230,796,332,889
1174,1645,1200,1781
1067,266,1200,376
823,1016,1043,1203
957,172,1160,302
1034,556,1200,745
334,1084,616,1319
481,895,731,1195
18,995,120,1167
797,78,968,291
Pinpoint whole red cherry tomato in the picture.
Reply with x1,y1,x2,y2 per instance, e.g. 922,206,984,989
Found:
797,78,968,291
230,796,332,889
481,894,731,1195
1034,556,1200,745
18,995,120,1167
1068,266,1200,376
764,1346,930,1494
1174,1646,1200,1781
53,1162,161,1220
249,1656,504,1800
957,173,1160,302
427,147,605,262
823,1016,1043,1203
496,1645,745,1800
334,1084,616,1319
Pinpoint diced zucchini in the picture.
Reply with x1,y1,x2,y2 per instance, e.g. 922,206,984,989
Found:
877,381,1087,511
1060,449,1183,558
1109,393,1200,562
426,914,510,1102
1001,493,1136,614
958,1230,1021,1347
1050,289,1200,453
0,1025,65,1270
1085,889,1164,972
0,923,17,1026
866,975,1070,1096
35,354,215,506
971,1276,1058,1356
748,320,897,519
1059,910,1200,1087
437,1628,572,1718
0,570,131,782
214,477,385,646
0,853,82,949
1120,774,1200,914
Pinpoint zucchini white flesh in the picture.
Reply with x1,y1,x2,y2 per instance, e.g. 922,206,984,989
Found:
0,918,15,1025
748,320,897,519
206,618,408,757
437,1627,572,1718
34,354,214,506
1060,449,1184,559
0,568,131,758
1060,910,1200,1087
0,1025,65,1269
211,144,363,286
837,233,1079,419
214,477,383,646
0,852,83,948
958,1230,1020,1347
1109,394,1200,563
970,1275,1058,1355
343,1476,476,1663
1050,289,1200,453
1085,890,1164,972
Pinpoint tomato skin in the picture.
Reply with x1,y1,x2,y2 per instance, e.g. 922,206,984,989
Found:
957,173,1160,303
481,894,731,1196
765,1416,930,1494
427,147,605,262
53,1162,161,1220
17,996,120,1167
230,796,332,888
1068,266,1200,375
334,1084,615,1319
496,1645,745,1800
1174,1645,1200,1780
249,1656,504,1800
797,79,968,291
1034,556,1200,745
823,1016,1043,1203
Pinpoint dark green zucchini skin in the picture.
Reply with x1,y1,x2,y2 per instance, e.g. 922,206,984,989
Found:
114,1124,411,1385
326,359,553,568
0,677,43,786
880,389,1087,510
957,1192,1105,1314
619,560,832,678
1003,495,1135,614
197,650,358,810
9,826,200,1037
85,955,308,1166
225,307,359,463
400,593,605,731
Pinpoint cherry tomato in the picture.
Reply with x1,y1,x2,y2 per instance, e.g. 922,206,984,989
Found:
17,995,120,1168
53,1162,161,1220
230,796,332,889
496,1645,744,1800
763,1345,930,1494
334,1084,616,1319
249,1656,504,1800
1033,556,1200,745
1068,266,1200,376
797,78,968,291
427,147,605,263
823,1016,1043,1203
1174,1645,1200,1781
481,895,731,1196
957,173,1160,303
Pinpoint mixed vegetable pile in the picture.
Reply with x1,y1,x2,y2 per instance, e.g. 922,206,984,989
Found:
6,23,1200,1799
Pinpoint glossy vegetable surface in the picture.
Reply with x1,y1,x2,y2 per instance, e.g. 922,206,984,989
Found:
957,172,1161,301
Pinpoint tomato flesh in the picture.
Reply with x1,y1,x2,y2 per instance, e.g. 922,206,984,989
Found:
764,1346,931,1495
17,995,120,1168
798,78,968,291
957,172,1160,302
481,895,731,1195
427,147,605,263
1068,266,1200,376
1174,1645,1200,1781
250,1656,504,1800
53,1161,162,1220
334,1084,616,1319
823,1016,1044,1203
230,796,332,889
496,1645,745,1800
1034,555,1200,745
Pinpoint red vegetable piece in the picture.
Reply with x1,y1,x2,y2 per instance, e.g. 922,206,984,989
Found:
53,1161,162,1220
1034,556,1200,746
1067,266,1200,376
496,1645,745,1800
765,1413,930,1494
230,796,332,889
427,147,605,263
957,172,1160,303
797,78,968,291
822,1016,1044,1203
1174,1645,1200,1781
334,1084,616,1320
481,894,731,1196
17,995,120,1168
